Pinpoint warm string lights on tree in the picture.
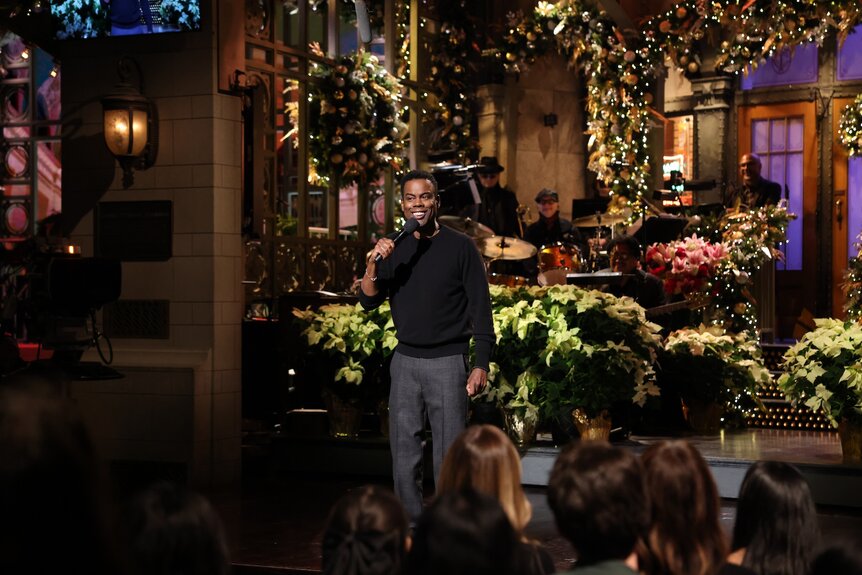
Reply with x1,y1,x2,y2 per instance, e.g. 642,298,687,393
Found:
838,93,862,157
393,0,411,80
844,232,862,321
289,44,407,188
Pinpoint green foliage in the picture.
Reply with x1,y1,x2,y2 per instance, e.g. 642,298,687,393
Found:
778,319,862,427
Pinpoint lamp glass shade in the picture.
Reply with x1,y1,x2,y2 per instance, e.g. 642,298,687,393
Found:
103,107,148,157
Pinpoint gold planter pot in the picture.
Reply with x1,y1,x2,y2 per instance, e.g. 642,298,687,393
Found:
572,408,612,441
322,388,363,439
682,397,724,435
503,408,537,448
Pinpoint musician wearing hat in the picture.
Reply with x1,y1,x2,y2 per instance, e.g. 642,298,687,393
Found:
524,188,584,251
470,156,521,238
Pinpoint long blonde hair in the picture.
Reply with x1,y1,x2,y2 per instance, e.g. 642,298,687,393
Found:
437,424,532,533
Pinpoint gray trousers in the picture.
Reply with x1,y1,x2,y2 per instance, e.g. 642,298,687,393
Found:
389,351,468,520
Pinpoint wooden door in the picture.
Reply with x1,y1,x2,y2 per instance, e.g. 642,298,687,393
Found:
738,102,817,339
832,97,862,318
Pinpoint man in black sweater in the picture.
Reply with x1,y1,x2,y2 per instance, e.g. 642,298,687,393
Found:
359,170,495,520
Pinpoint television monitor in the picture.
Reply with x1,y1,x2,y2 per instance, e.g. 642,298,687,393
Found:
51,1,201,39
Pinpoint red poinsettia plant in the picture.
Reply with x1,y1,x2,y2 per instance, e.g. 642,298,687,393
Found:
645,235,729,296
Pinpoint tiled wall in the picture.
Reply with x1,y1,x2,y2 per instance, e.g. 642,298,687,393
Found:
62,4,243,487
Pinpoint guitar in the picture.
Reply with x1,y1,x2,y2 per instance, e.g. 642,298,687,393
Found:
645,295,712,319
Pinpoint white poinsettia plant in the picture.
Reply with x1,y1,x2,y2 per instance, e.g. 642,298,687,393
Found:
292,301,397,385
480,284,663,421
662,325,772,407
777,318,862,427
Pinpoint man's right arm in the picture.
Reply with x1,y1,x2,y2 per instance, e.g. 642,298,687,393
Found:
358,237,395,309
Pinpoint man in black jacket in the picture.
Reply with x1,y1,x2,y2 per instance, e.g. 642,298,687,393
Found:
359,170,495,520
726,153,782,209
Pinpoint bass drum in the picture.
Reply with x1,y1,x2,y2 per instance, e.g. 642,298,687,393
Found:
487,273,530,288
537,242,582,273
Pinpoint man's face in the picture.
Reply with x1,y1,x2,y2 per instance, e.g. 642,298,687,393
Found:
537,197,559,219
401,178,438,228
610,243,638,275
739,155,762,186
477,171,500,189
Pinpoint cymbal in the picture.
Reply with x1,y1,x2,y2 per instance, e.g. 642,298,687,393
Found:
571,213,628,228
439,215,495,238
481,236,537,260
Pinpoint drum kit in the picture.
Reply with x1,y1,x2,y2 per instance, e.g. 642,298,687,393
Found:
439,211,623,287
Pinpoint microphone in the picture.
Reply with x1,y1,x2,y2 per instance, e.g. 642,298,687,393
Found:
355,0,372,44
373,217,420,263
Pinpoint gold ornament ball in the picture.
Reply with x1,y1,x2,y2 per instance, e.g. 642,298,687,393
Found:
449,133,459,141
676,6,687,19
624,50,636,63
623,74,638,85
526,32,537,41
331,153,343,164
644,92,654,104
721,40,730,50
687,61,699,74
506,52,517,62
452,115,464,126
679,54,689,65
659,20,672,33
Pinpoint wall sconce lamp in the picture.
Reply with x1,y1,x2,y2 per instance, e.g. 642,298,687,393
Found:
543,113,558,128
101,56,158,188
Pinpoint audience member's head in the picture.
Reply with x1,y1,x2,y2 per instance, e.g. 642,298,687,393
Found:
809,537,862,575
437,424,531,532
547,441,648,566
640,440,727,575
322,485,410,575
731,461,819,575
0,375,119,575
126,481,231,575
406,489,518,575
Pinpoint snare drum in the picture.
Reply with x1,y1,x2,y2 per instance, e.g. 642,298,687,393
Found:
487,273,530,287
537,242,582,273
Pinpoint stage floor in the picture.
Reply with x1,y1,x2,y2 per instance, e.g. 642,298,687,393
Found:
633,428,844,466
222,428,862,575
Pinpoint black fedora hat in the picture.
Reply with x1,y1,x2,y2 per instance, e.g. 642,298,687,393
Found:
472,156,505,174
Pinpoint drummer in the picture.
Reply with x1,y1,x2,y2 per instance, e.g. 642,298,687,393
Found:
524,188,585,251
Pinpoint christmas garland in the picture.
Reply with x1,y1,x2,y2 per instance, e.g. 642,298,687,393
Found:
504,1,655,204
502,0,862,205
845,232,862,321
838,93,862,157
426,18,480,162
299,44,407,187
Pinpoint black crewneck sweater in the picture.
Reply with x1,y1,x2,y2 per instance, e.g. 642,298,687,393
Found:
359,225,495,370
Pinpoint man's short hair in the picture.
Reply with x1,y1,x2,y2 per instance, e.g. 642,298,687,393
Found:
547,442,648,565
400,170,438,195
608,234,643,260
